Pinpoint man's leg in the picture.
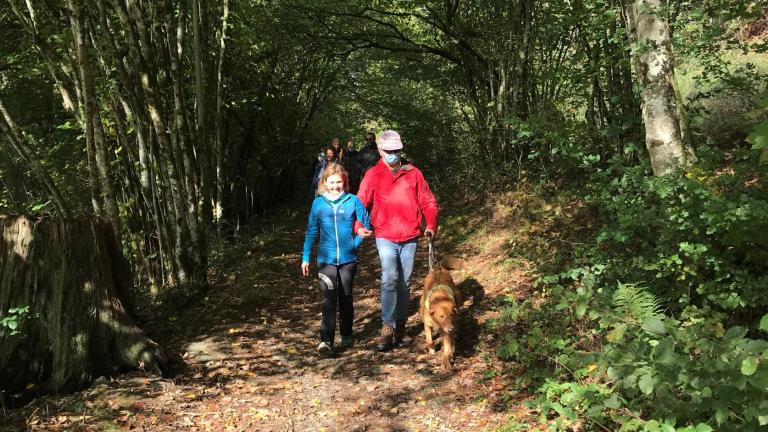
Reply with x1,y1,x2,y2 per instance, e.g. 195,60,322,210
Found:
394,239,418,343
376,238,400,327
375,238,399,350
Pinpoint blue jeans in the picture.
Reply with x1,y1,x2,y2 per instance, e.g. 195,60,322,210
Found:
375,237,418,327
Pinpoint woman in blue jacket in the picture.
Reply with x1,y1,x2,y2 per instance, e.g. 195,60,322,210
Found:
301,163,372,354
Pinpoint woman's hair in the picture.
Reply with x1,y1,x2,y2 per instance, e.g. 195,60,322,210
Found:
324,145,338,161
316,162,349,194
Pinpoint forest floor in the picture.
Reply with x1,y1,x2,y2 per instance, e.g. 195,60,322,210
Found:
2,196,542,432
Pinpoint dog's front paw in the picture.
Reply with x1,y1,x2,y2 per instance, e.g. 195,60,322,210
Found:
441,359,452,371
426,344,436,355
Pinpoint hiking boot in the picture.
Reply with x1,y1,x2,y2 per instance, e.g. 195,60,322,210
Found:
317,341,333,356
394,320,411,345
340,336,354,349
376,324,395,351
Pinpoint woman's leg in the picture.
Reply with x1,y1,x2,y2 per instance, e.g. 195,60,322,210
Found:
317,263,339,345
336,262,358,338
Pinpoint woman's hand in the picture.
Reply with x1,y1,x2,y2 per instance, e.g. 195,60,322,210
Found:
357,227,373,238
301,262,310,277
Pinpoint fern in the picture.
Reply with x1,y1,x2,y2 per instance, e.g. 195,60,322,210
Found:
612,282,661,323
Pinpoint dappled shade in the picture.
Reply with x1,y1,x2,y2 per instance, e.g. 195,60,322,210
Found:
0,216,165,400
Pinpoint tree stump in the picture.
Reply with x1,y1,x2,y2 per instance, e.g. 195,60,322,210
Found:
0,215,165,399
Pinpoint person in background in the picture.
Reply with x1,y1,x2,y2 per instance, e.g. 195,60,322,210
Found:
301,163,373,354
345,140,361,194
357,132,380,178
346,140,358,159
310,146,338,198
330,137,345,165
356,130,438,351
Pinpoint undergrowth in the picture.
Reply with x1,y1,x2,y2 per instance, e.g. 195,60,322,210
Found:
484,146,768,431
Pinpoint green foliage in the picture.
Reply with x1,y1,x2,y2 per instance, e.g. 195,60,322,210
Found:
746,119,768,164
493,145,768,430
586,151,768,311
0,306,30,336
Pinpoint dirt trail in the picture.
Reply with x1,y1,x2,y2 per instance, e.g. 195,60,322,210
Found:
2,215,529,431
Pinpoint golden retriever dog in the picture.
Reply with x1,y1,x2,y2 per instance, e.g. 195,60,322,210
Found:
420,256,464,370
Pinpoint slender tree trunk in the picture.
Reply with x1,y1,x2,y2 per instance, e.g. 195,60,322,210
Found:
192,0,211,288
167,0,203,277
215,0,230,232
67,0,121,237
0,97,70,218
627,0,692,176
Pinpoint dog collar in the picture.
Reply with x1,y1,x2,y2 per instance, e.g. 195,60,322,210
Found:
425,284,455,310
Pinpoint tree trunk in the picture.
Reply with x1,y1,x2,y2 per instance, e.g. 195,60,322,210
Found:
627,0,692,176
67,0,121,236
0,96,70,218
215,0,230,232
0,215,165,399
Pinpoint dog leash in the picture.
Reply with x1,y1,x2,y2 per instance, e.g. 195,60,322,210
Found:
428,236,436,272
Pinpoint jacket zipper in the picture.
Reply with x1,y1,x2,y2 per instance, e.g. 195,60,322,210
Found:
333,202,340,265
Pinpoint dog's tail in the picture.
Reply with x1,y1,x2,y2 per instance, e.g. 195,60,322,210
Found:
439,255,465,271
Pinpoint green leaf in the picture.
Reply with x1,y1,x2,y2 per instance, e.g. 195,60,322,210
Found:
607,323,627,343
654,337,676,363
642,316,666,335
694,425,713,432
746,119,768,150
759,313,768,332
575,302,587,317
604,394,621,409
715,407,728,425
638,373,655,395
748,369,768,389
724,326,748,341
741,357,758,376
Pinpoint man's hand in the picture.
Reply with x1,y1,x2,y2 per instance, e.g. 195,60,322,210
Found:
357,227,373,238
424,229,435,239
301,262,310,277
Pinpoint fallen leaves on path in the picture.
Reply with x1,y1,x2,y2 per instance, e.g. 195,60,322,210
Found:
2,212,537,431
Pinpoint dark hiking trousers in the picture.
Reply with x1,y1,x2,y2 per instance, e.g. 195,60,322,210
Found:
317,262,357,345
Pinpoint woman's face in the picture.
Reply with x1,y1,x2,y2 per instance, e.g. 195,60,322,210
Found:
325,149,335,161
324,174,344,194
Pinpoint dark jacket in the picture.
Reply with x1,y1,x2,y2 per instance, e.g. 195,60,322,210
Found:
357,144,380,175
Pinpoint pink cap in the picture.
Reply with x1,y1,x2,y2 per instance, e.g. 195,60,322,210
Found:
377,130,403,151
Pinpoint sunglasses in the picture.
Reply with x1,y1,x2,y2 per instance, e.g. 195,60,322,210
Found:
382,149,402,154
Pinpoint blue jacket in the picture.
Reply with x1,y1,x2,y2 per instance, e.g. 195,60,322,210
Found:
302,192,372,265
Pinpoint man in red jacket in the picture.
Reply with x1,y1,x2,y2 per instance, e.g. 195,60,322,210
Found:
356,130,438,351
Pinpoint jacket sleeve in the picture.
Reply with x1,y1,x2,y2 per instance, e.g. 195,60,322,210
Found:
354,167,375,234
302,200,320,263
352,196,372,248
416,170,438,232
356,166,374,210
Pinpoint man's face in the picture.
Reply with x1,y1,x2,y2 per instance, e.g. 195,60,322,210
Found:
347,141,354,150
379,148,402,166
365,135,375,145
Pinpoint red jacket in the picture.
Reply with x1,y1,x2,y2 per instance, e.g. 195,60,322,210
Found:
356,160,438,242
